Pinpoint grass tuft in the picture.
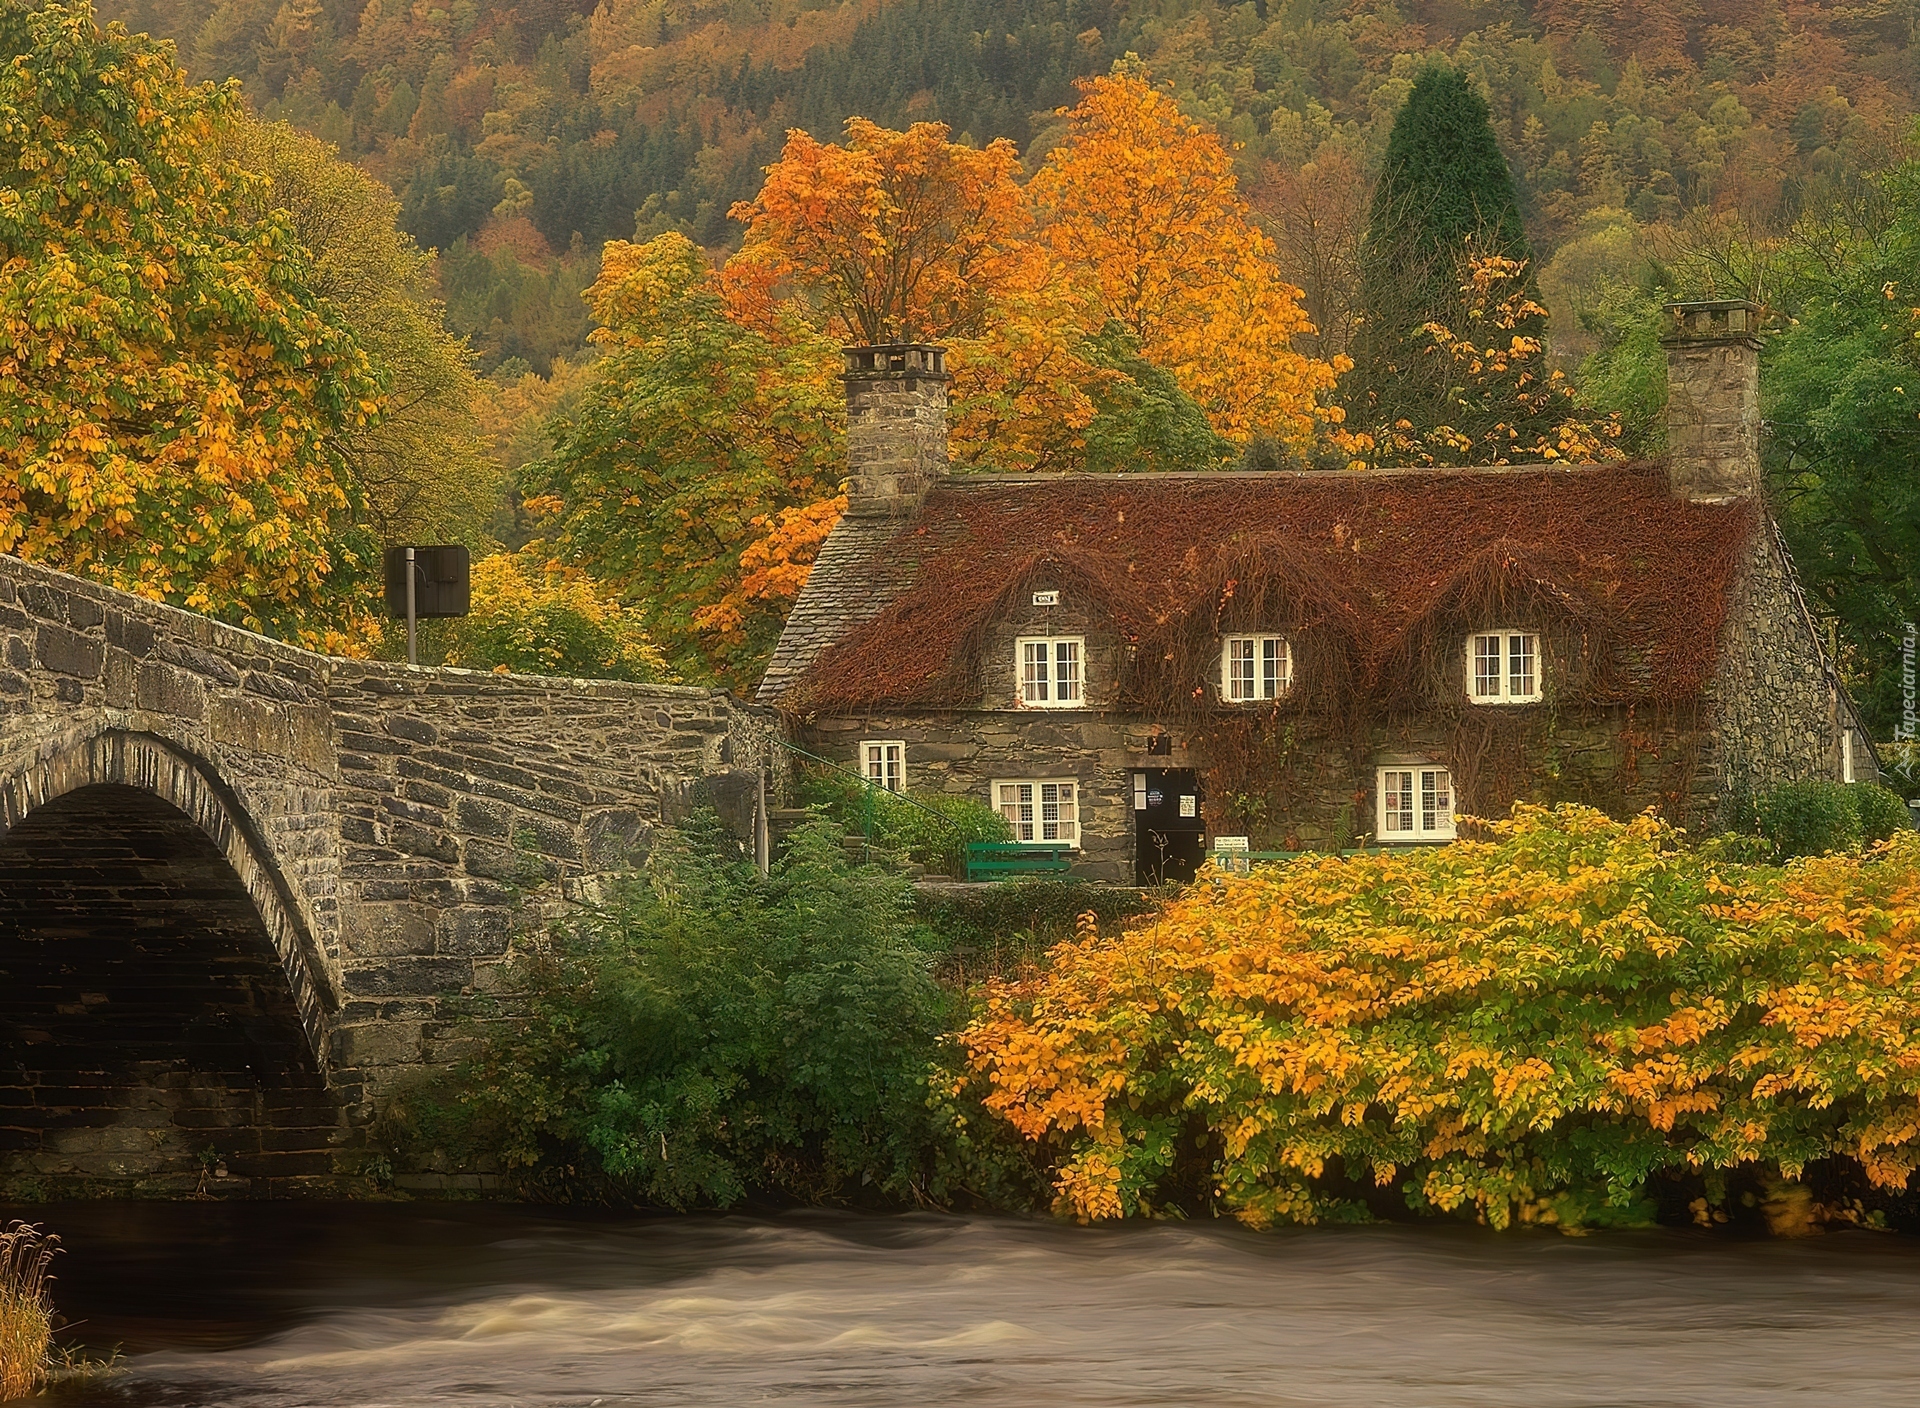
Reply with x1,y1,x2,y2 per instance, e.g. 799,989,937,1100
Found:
0,1221,59,1399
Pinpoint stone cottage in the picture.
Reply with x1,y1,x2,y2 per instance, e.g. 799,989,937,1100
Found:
759,307,1876,883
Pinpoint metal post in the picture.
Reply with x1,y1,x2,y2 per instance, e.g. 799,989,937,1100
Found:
404,546,417,666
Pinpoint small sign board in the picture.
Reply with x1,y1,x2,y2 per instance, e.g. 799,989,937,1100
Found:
383,545,472,620
1178,794,1197,818
1213,835,1251,875
1032,589,1060,606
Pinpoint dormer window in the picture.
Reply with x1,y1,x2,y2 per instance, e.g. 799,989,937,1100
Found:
1018,636,1083,707
1221,634,1291,702
1466,630,1541,703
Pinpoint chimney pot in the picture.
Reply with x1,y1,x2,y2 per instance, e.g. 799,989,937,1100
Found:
842,342,950,519
1661,298,1762,504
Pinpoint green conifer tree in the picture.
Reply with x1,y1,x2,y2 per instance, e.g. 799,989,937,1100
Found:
1347,64,1534,445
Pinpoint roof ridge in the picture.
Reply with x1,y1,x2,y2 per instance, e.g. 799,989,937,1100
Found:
939,461,1644,487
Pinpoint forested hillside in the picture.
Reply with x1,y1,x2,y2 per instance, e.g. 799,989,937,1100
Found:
97,0,1920,370
16,0,1920,729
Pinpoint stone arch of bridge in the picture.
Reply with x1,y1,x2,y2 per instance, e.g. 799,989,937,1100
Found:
0,729,341,1060
0,731,352,1190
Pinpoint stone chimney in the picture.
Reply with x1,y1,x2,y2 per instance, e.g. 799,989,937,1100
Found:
1661,299,1762,503
842,343,949,518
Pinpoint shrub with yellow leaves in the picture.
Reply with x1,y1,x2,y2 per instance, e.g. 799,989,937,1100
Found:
438,550,666,683
961,804,1920,1231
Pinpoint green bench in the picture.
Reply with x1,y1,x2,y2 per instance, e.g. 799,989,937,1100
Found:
965,842,1075,881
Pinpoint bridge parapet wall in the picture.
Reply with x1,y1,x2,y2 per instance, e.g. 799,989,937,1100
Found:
0,555,782,1182
326,662,782,1101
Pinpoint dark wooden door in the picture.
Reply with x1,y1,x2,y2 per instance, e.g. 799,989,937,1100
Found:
1135,768,1206,885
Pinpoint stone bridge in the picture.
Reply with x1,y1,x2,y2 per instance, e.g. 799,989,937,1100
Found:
0,555,783,1196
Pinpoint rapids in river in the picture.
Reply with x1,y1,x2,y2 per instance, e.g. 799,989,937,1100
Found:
9,1202,1920,1406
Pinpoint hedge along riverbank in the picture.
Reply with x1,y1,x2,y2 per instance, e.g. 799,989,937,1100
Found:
960,806,1920,1231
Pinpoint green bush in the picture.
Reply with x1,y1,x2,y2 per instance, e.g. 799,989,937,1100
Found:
1756,780,1863,859
403,814,1043,1210
1731,779,1911,861
794,771,1012,877
1853,781,1912,844
916,879,1162,983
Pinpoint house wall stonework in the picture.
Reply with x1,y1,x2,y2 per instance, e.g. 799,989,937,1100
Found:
1702,521,1868,806
802,599,1724,878
803,696,1706,881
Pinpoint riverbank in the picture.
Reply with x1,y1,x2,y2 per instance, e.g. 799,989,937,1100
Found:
11,1201,1920,1407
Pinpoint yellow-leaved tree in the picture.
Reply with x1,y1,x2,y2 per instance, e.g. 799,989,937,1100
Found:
1364,254,1625,467
0,0,383,646
223,117,502,550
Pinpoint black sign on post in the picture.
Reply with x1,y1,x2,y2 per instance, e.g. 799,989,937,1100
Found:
383,545,471,665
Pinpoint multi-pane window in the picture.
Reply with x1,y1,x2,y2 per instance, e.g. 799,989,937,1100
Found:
1017,637,1084,707
1221,635,1292,702
1466,630,1541,703
1377,765,1455,841
861,740,905,794
994,779,1080,846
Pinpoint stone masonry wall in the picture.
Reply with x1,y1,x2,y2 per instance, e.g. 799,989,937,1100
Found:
1703,520,1868,808
326,662,782,1107
800,586,1707,879
0,554,780,1190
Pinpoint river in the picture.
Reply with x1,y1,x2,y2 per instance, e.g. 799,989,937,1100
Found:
8,1202,1920,1407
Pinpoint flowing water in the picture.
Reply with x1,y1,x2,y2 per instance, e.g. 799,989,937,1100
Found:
8,1202,1920,1407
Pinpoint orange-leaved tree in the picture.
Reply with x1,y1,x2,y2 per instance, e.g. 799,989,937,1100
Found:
724,117,1030,343
1029,65,1347,451
725,117,1102,473
0,0,383,647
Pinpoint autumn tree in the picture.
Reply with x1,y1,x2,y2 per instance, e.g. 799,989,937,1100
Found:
223,118,502,550
1367,255,1623,468
1028,65,1343,450
524,234,842,687
724,117,1030,344
725,116,1105,474
0,0,381,646
438,549,666,682
1249,148,1369,362
1350,63,1535,440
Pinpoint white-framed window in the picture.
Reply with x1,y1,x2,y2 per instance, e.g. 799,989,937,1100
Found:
861,740,906,794
1017,636,1084,707
1220,634,1292,702
1466,630,1541,703
1377,765,1455,841
993,778,1080,846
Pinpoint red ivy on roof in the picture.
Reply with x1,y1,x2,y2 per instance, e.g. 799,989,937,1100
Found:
789,463,1755,714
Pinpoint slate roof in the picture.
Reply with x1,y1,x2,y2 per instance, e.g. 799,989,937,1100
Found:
757,462,1756,712
755,513,918,703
